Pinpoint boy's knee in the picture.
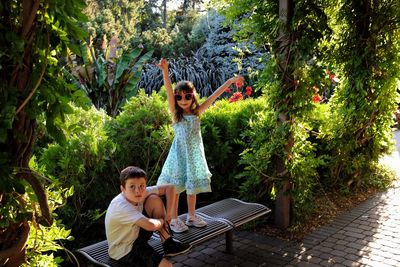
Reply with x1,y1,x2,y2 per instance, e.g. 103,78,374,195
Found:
145,194,164,210
146,193,163,203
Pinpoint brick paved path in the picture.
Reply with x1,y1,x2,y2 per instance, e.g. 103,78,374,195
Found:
170,131,400,267
169,182,400,267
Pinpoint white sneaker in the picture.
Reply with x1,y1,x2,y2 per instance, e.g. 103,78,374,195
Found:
170,218,189,233
185,215,207,228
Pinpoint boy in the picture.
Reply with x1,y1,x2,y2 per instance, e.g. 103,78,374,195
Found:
105,166,191,267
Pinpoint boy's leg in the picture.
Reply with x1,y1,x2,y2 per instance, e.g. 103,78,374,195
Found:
144,194,170,241
159,258,173,267
144,194,192,256
118,227,163,267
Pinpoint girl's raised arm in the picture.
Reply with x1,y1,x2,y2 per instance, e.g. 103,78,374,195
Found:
157,58,176,116
197,75,244,115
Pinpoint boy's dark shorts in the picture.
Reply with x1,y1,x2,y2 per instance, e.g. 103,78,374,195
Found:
117,196,163,267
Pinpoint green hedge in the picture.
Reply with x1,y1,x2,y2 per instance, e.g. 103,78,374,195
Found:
201,98,266,200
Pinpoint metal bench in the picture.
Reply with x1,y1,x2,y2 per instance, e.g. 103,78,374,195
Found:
76,198,271,267
197,198,272,253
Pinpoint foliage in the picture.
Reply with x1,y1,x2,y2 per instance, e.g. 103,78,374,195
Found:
323,0,400,187
106,90,173,184
163,11,206,57
139,54,226,96
134,27,173,59
0,0,90,265
82,0,144,50
129,7,207,58
12,157,76,266
64,36,153,117
138,10,268,96
38,106,115,246
201,97,266,200
0,0,90,191
136,0,163,32
220,0,332,222
199,10,267,79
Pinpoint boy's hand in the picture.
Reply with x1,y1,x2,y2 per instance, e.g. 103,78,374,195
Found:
165,213,172,223
156,58,168,72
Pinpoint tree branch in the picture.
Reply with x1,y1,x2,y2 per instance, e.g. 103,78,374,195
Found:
0,221,30,265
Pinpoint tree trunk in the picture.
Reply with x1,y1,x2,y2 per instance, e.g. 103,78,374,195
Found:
1,1,52,264
162,0,167,28
273,0,295,230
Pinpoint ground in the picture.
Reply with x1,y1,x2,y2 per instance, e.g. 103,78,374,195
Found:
256,186,384,242
256,129,400,242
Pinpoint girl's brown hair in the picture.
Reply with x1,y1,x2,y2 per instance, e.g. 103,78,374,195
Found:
174,81,199,122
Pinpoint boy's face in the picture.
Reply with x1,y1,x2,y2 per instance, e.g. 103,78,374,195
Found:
121,177,146,205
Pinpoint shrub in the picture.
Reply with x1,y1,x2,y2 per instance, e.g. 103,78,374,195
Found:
201,97,266,201
106,90,173,185
238,97,326,221
38,106,115,241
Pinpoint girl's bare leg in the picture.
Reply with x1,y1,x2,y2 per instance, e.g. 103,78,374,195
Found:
173,193,179,219
187,194,196,217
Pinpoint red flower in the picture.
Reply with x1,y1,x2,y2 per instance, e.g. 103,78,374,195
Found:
235,80,243,88
312,94,322,103
245,86,252,96
325,69,331,75
229,92,244,103
225,87,232,93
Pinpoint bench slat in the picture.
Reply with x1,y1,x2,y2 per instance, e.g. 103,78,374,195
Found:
197,198,271,227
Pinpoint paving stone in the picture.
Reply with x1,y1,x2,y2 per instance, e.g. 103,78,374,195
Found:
297,262,321,267
341,260,362,267
167,176,400,267
182,257,205,266
344,253,361,261
332,244,347,251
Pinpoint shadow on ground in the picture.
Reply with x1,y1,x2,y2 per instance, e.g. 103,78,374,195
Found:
170,130,400,267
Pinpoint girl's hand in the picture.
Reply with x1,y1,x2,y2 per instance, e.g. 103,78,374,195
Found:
156,58,168,72
229,75,244,86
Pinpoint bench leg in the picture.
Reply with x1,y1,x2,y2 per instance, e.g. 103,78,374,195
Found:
225,230,233,254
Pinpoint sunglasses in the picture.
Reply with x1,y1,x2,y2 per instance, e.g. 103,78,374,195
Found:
174,93,194,101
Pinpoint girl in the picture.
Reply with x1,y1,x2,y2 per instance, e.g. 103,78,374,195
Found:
156,58,244,233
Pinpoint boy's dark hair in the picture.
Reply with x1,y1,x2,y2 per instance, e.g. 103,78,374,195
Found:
120,166,147,186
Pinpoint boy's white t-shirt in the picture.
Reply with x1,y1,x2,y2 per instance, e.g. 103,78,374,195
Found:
105,186,159,260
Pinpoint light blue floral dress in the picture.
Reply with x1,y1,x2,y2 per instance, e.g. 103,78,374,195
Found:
157,115,212,195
